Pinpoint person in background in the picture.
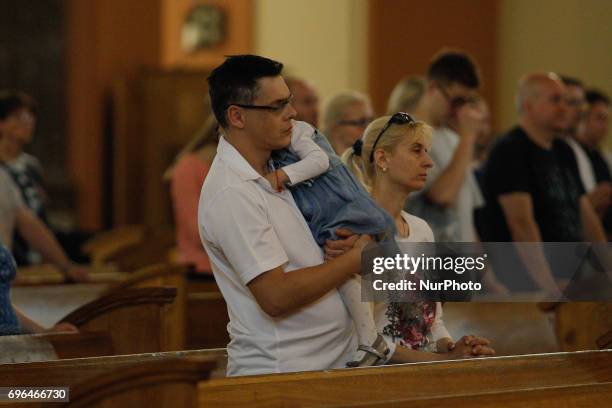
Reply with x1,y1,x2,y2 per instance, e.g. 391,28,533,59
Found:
481,73,606,291
577,89,612,236
0,167,89,282
386,76,426,115
322,91,374,156
404,50,484,243
285,76,320,127
165,115,218,276
1,243,78,335
0,90,89,266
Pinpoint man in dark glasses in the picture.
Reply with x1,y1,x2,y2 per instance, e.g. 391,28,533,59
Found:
405,50,485,244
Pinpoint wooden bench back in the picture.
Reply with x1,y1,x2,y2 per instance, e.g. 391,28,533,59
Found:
59,287,178,354
0,349,227,388
198,350,612,407
0,332,114,363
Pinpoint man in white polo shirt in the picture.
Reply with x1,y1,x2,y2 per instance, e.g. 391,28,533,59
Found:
198,55,368,376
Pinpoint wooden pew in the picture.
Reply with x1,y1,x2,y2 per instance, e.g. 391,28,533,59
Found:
539,302,612,351
81,225,147,267
101,227,176,272
345,382,612,408
185,280,229,349
2,350,611,407
59,359,216,408
59,286,179,354
0,332,113,363
14,264,125,286
102,263,188,350
0,349,227,387
198,350,612,407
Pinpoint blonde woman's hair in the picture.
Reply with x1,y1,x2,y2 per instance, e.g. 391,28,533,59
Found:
386,76,426,115
163,115,219,180
322,90,371,134
341,115,433,191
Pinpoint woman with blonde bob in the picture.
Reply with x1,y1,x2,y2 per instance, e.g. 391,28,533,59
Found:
336,114,495,363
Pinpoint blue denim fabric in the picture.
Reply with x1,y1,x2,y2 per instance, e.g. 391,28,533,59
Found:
0,245,20,335
272,131,396,246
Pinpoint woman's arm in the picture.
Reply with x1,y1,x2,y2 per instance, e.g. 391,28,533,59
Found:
14,305,78,334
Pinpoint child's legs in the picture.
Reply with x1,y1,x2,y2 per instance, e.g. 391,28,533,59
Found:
338,276,378,346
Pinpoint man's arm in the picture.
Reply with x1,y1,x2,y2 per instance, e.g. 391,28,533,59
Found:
580,195,607,242
426,106,481,207
498,192,559,291
248,235,369,317
15,208,88,282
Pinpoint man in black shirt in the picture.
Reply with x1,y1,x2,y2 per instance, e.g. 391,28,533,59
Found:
482,73,606,291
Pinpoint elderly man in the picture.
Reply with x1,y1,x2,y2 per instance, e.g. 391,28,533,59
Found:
481,73,606,291
285,76,320,127
322,91,373,156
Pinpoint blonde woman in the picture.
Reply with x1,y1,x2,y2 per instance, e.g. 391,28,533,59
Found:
165,115,218,275
334,114,495,362
386,76,427,115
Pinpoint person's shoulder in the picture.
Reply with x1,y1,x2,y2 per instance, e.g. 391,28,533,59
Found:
173,153,210,177
201,160,263,209
488,126,530,158
401,211,435,242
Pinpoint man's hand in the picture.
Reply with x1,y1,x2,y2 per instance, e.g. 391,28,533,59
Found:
323,228,358,260
64,264,90,283
587,182,612,215
455,104,484,139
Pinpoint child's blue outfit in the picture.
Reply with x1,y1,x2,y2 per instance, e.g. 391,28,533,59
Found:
271,122,395,246
0,244,21,335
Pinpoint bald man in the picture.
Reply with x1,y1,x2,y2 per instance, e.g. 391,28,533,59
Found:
285,76,320,127
481,73,606,292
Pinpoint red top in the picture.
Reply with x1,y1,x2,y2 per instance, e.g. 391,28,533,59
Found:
170,153,212,274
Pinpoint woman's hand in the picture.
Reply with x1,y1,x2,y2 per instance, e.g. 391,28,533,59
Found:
445,335,495,359
45,322,79,333
64,264,90,283
323,228,359,260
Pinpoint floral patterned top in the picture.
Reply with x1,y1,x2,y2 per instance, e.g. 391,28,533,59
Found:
382,301,438,349
0,244,20,335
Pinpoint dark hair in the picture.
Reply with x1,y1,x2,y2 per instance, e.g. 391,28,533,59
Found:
560,75,584,88
585,89,610,106
427,50,480,89
207,54,284,128
0,90,38,120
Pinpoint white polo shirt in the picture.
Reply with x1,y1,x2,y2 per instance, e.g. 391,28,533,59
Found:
198,136,356,377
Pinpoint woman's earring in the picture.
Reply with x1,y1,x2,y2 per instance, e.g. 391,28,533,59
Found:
382,167,387,172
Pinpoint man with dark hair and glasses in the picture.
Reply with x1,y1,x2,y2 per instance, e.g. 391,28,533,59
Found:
405,49,485,243
199,54,380,376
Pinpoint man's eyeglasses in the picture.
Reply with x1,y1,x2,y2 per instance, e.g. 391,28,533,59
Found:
369,112,414,163
337,117,373,127
229,95,294,114
437,84,472,110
